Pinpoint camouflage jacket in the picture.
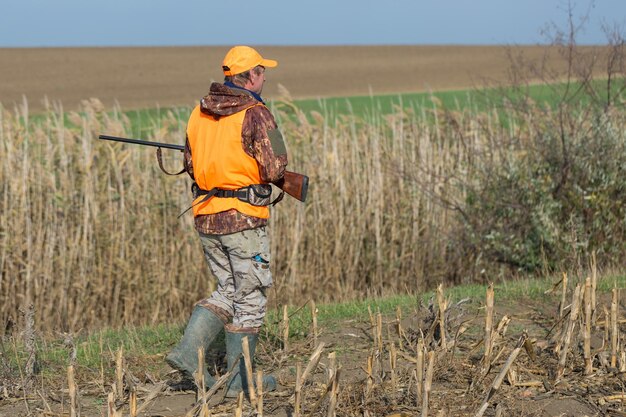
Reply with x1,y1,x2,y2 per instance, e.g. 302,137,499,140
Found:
184,82,288,235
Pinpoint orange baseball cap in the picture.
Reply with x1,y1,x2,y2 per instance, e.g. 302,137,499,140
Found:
222,46,278,76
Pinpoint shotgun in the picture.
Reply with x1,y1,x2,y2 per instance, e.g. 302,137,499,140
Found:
98,134,308,202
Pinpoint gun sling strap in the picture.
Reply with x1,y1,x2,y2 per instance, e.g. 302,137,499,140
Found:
156,147,186,176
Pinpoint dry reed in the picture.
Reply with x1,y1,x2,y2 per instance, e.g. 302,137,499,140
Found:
0,93,623,332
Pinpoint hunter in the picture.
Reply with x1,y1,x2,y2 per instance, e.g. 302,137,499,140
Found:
166,45,287,397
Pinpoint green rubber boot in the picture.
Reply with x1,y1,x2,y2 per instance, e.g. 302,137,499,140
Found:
225,331,277,398
166,306,224,388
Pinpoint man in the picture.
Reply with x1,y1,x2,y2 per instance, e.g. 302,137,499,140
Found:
166,45,287,397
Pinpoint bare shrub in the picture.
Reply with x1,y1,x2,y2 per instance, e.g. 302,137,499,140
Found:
414,6,626,279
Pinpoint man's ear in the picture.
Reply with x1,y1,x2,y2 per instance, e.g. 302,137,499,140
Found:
249,69,260,83
243,72,256,90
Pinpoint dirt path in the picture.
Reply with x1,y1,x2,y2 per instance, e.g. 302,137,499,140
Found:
0,45,588,112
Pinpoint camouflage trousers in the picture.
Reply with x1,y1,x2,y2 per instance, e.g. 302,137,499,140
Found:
196,227,272,330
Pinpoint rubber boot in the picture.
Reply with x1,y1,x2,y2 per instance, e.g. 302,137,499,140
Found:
224,330,277,398
166,306,224,388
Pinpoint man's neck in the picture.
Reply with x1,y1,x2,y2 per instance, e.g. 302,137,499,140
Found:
224,81,264,104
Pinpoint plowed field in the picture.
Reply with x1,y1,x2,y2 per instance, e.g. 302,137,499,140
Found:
0,45,587,112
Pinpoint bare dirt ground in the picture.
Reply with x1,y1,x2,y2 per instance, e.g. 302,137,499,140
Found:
0,45,585,112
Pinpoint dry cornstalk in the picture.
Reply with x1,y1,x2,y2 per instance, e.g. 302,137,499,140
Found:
416,339,425,404
389,341,398,393
557,284,581,379
283,305,290,352
107,392,121,417
311,300,318,347
523,337,537,362
195,347,206,400
235,391,244,417
186,372,231,417
474,315,510,388
242,336,257,406
483,283,495,366
474,333,528,417
559,272,568,319
591,251,598,324
107,392,114,417
437,284,447,350
611,288,620,368
603,393,626,402
506,366,517,386
309,357,341,416
257,370,264,417
294,363,302,417
494,315,510,338
327,351,336,380
514,380,543,387
21,305,37,392
328,373,340,417
604,306,611,349
595,319,626,326
294,342,326,406
583,277,593,375
68,365,79,417
368,306,375,348
421,350,435,417
376,311,383,353
129,389,137,417
396,306,404,339
368,305,375,328
366,353,374,397
300,342,326,385
115,346,124,401
327,352,339,417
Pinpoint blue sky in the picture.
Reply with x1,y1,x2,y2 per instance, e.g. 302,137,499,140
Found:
1,0,624,47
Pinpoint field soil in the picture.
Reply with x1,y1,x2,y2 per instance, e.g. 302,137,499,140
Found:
0,45,594,112
1,289,622,417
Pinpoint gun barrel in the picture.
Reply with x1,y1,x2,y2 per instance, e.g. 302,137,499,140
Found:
98,135,184,151
98,134,308,203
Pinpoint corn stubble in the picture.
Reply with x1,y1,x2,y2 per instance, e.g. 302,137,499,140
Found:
31,277,626,415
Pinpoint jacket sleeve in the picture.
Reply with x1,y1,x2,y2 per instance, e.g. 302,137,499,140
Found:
243,106,288,183
183,136,195,181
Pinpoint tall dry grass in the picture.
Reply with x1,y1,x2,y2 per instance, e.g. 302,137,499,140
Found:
0,95,476,332
0,98,206,331
269,101,477,302
1,86,624,332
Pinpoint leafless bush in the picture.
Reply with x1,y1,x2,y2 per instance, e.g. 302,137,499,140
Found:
409,5,626,280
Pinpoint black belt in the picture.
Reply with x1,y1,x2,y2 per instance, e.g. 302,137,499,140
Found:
213,188,248,200
178,183,282,219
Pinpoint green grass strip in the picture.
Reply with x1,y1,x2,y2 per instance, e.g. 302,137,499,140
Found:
3,270,622,378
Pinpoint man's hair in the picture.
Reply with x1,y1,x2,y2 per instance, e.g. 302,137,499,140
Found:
224,65,264,87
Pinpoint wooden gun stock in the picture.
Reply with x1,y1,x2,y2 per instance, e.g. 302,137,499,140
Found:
274,171,309,202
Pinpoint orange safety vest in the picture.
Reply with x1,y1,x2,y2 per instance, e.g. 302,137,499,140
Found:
186,104,269,219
